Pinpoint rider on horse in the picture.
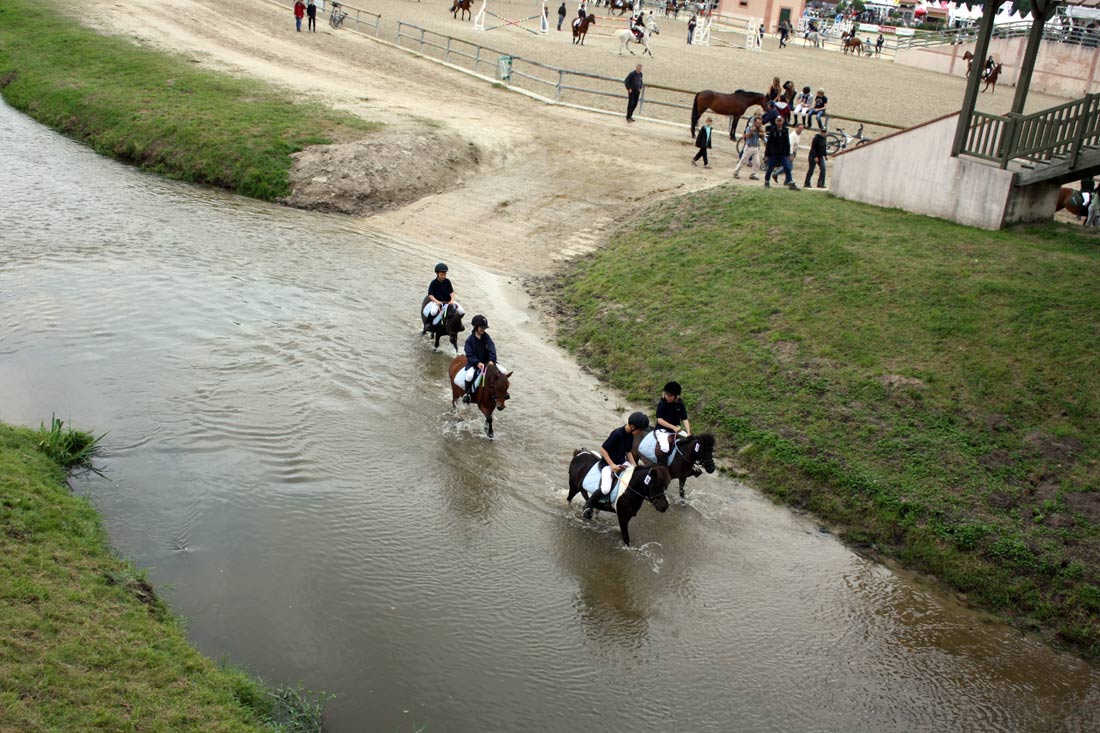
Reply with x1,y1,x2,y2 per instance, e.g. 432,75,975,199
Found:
983,55,996,79
423,263,464,334
582,411,649,518
459,314,498,403
630,10,646,39
654,381,691,462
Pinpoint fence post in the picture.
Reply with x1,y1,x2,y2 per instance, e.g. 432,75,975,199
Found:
445,37,452,63
475,46,482,73
556,70,563,101
999,113,1020,169
419,27,426,53
1070,100,1088,168
638,85,645,115
354,10,360,30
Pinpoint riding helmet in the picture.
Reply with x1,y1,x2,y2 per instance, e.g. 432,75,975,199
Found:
472,314,489,330
663,381,682,396
435,262,449,273
628,412,650,431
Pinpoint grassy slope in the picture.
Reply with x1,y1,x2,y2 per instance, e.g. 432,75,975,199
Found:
0,424,283,731
554,187,1100,659
0,0,379,201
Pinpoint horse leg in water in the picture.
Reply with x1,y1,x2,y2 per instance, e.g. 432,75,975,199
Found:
485,413,493,439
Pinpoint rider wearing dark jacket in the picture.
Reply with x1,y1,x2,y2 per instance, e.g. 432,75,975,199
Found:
583,412,650,517
462,314,497,402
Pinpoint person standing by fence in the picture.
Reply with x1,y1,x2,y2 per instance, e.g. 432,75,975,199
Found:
306,0,317,32
293,0,305,32
687,15,697,44
624,64,643,122
764,116,799,190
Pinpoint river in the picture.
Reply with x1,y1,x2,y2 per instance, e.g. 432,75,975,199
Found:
1,100,1097,732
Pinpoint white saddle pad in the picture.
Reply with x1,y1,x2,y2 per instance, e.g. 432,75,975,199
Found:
638,431,658,464
580,461,635,509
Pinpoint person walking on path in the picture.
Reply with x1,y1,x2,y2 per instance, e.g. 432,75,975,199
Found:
306,0,317,32
558,2,567,30
293,0,305,32
624,64,643,122
733,115,763,179
692,117,713,168
764,116,799,190
687,15,697,44
804,128,827,188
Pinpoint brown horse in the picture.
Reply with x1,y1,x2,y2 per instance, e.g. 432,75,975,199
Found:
420,297,465,353
842,34,862,55
1056,186,1094,221
451,0,472,21
567,452,671,546
963,50,974,77
448,357,512,438
691,89,769,140
982,63,1003,94
572,14,596,45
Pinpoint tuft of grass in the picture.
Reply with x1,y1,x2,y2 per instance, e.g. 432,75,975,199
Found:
0,0,380,200
0,422,331,731
33,414,104,469
553,187,1100,660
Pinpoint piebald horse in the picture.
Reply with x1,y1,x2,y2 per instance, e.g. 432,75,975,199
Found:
567,452,671,546
448,357,512,438
420,297,464,353
691,89,769,140
631,430,716,498
1057,186,1095,223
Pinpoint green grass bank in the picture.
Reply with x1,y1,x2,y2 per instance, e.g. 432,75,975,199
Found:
0,0,378,201
553,188,1100,660
0,421,325,732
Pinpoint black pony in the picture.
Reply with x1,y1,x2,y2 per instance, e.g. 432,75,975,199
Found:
632,431,716,498
567,451,671,546
420,296,465,352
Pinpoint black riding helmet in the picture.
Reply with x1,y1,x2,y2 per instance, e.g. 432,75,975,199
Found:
663,381,682,396
628,412,649,431
472,314,489,330
435,262,449,273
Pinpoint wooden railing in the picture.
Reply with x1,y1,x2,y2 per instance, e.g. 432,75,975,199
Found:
961,93,1100,171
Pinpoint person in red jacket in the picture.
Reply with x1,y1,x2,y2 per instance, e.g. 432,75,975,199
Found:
293,0,306,32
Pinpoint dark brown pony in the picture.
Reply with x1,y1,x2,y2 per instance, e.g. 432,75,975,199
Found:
448,357,512,438
982,63,1003,94
572,14,596,45
1056,186,1092,219
631,431,716,498
567,452,671,546
691,89,768,139
451,0,472,21
420,297,465,352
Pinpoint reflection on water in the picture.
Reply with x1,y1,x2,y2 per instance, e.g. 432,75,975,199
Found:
2,99,1099,732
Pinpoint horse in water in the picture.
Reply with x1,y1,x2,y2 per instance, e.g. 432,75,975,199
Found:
572,14,596,45
448,357,512,438
451,0,472,21
420,297,464,353
567,451,671,546
616,17,659,56
632,431,716,498
691,89,768,139
982,63,1003,94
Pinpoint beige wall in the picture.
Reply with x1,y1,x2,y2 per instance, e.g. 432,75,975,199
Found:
715,0,805,34
894,38,1100,98
831,113,1061,229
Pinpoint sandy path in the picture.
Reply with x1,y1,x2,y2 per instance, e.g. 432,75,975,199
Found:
56,0,1079,273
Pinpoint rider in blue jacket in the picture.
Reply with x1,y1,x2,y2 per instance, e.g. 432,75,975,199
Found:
459,314,497,403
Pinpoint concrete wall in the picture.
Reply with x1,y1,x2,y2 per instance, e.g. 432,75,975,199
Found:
715,0,804,34
894,37,1100,98
830,113,1060,229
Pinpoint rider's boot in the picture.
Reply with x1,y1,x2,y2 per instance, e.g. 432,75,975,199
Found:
582,490,602,519
463,379,475,404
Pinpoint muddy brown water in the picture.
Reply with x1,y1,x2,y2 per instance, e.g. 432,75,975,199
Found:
2,100,1098,732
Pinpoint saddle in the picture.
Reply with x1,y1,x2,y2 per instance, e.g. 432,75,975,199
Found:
632,27,644,40
1070,191,1091,210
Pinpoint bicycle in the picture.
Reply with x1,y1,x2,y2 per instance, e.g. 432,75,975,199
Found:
329,2,348,29
825,123,872,156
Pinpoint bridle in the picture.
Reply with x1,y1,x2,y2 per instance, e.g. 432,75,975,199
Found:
625,468,666,506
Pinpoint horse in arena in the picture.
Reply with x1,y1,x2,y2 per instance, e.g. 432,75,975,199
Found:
632,431,716,498
616,16,659,56
691,89,768,139
448,357,512,439
841,32,862,55
982,63,1003,94
420,297,464,353
567,451,671,546
1056,186,1095,222
451,0,472,21
665,0,680,19
607,0,634,16
963,50,974,76
573,14,596,45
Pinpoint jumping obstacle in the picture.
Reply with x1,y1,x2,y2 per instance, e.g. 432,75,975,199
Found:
694,16,712,46
474,0,547,34
746,16,762,52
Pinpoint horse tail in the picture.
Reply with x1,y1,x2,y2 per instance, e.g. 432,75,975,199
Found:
691,91,704,137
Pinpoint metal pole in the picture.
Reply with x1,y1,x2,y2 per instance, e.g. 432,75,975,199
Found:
419,27,426,52
445,37,452,63
951,0,1004,157
556,70,563,101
